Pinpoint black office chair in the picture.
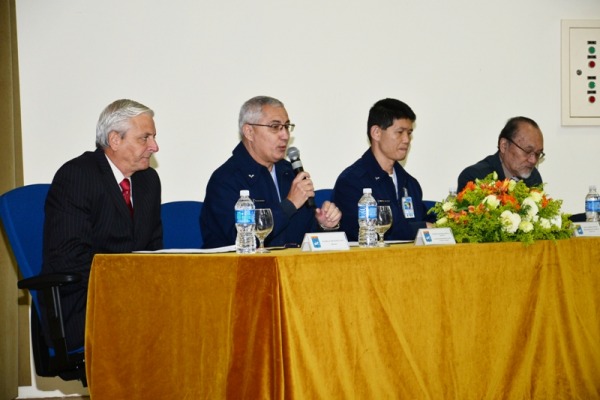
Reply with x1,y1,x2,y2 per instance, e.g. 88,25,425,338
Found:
161,200,204,248
569,213,586,222
0,184,87,386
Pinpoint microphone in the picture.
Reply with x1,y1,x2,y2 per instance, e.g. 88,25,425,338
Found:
287,146,316,208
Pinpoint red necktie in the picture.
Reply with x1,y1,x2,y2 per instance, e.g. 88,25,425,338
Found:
119,178,133,216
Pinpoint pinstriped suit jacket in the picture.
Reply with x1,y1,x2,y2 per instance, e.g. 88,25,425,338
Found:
42,148,162,350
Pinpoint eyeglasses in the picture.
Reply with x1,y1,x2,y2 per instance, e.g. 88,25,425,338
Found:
506,138,545,161
248,123,295,133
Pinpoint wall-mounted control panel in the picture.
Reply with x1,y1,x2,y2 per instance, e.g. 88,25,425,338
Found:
561,20,600,126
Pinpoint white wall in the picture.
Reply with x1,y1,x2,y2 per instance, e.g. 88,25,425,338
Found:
13,0,600,396
16,0,600,216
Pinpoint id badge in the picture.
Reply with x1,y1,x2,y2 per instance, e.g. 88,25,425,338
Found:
401,196,415,219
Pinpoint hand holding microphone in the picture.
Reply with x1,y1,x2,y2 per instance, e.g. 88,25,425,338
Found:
287,146,316,208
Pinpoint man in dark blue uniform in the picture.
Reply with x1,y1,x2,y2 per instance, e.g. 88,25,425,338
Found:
333,98,434,241
200,96,341,248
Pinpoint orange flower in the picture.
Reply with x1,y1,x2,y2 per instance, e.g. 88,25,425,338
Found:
467,203,486,215
500,193,520,209
458,182,476,201
541,196,549,208
500,179,511,192
449,210,468,223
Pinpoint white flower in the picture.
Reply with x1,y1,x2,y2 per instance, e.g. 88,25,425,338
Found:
441,202,454,212
483,195,500,210
539,218,551,229
436,217,448,225
551,215,562,228
519,220,534,233
500,210,521,234
529,190,543,202
522,197,539,218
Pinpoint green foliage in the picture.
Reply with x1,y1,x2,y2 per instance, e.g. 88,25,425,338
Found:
430,173,573,244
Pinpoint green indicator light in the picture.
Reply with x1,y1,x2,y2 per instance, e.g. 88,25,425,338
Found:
590,46,596,54
590,81,597,89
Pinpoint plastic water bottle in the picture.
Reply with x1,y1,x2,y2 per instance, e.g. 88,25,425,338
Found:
358,188,378,247
235,190,256,254
446,187,457,202
585,185,600,222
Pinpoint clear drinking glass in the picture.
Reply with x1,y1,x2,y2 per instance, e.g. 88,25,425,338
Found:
254,208,274,253
376,205,393,247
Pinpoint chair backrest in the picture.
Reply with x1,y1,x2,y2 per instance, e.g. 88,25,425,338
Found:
0,184,50,278
423,200,437,212
161,201,203,249
570,213,586,222
0,184,50,311
1,184,88,384
314,189,333,208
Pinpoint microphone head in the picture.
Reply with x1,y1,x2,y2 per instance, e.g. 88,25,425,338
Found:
287,146,300,161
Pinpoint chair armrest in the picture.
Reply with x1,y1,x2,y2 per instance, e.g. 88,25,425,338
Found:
569,213,586,222
18,273,81,291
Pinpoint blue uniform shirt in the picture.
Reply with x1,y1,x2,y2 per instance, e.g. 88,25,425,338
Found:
201,142,318,248
333,149,433,241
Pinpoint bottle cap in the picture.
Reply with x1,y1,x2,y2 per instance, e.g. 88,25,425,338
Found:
363,188,372,194
240,189,250,196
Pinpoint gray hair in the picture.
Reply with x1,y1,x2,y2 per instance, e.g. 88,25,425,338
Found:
238,96,285,136
96,99,154,149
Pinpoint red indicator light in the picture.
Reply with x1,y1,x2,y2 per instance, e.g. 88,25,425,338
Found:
590,96,596,104
590,60,597,68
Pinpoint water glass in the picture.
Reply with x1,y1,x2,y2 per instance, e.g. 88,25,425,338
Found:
376,205,392,247
254,208,274,253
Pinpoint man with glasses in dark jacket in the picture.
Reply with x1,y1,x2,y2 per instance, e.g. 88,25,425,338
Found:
457,116,544,192
200,95,341,248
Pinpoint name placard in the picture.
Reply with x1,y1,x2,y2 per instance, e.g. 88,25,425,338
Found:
572,221,600,237
301,232,350,252
414,227,456,246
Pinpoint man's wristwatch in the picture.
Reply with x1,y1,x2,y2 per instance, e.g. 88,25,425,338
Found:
319,223,340,231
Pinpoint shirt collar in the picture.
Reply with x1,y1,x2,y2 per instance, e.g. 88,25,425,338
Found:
105,154,128,184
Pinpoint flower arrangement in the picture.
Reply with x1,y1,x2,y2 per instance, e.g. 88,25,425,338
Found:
430,172,573,244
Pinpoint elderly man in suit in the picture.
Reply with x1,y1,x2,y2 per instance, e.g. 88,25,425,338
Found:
457,116,544,192
42,99,163,350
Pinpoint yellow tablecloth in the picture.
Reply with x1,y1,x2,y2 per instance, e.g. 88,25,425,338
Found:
85,238,600,399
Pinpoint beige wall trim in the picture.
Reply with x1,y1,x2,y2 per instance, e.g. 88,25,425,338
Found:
0,0,26,398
